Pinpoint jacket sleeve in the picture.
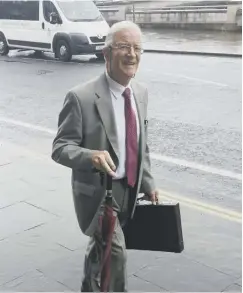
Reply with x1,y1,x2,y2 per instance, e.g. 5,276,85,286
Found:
51,91,94,170
139,89,156,194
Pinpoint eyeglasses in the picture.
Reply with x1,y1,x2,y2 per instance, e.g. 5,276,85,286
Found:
111,43,144,54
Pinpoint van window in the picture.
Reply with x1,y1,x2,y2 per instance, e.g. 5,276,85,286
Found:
57,0,103,22
43,1,60,22
0,1,39,21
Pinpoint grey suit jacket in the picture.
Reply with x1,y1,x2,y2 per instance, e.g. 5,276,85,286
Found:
52,73,155,236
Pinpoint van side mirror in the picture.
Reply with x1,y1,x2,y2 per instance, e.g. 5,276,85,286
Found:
49,12,62,24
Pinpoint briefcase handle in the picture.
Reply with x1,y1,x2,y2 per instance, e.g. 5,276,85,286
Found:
137,194,159,205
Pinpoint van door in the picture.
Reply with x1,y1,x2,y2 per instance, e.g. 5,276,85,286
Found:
1,0,45,51
40,0,63,51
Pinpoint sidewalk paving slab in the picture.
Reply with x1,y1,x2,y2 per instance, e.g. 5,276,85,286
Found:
128,275,167,292
134,253,237,292
0,228,72,286
126,250,163,276
20,216,89,252
37,248,86,291
0,270,71,292
222,283,243,292
0,201,58,240
25,187,76,219
236,277,242,286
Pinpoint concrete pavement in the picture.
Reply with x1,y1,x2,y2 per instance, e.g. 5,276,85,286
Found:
0,140,241,292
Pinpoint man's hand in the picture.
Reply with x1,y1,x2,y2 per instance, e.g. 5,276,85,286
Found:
92,150,116,177
147,190,159,205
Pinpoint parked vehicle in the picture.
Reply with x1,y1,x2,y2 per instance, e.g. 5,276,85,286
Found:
0,0,109,61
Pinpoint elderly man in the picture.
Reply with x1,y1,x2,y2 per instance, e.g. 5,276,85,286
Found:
52,20,158,292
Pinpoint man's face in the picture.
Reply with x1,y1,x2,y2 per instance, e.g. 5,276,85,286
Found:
104,28,143,86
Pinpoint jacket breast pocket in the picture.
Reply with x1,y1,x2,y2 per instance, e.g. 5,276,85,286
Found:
144,119,148,137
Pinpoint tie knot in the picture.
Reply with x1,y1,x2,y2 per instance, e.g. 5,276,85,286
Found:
122,88,131,99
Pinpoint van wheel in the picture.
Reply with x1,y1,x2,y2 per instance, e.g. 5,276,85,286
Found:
96,53,104,61
55,39,72,62
0,35,9,56
34,50,43,57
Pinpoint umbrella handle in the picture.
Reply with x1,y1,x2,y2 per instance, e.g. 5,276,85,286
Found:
106,174,112,191
99,172,113,198
106,174,113,198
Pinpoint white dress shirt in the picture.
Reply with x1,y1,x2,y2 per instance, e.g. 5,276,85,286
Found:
105,72,140,179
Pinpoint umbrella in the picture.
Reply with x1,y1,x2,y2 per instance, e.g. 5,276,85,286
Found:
99,174,116,292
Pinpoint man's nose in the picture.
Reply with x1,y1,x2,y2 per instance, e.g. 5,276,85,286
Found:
127,46,136,56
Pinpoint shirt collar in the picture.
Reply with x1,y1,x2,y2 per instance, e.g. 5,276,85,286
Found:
105,71,132,99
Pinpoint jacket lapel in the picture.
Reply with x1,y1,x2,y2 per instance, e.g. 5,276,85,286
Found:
131,81,146,201
95,74,119,161
131,81,145,154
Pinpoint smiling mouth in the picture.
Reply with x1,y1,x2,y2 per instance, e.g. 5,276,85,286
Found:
124,62,136,66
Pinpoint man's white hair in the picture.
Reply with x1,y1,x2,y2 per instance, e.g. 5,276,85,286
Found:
104,21,142,48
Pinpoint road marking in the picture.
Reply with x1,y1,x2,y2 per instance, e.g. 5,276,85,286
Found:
150,153,241,181
162,72,229,87
1,54,96,65
159,190,242,223
0,117,56,135
0,117,241,181
20,56,80,65
1,139,241,223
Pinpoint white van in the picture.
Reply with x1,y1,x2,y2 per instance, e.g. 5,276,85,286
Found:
0,0,110,61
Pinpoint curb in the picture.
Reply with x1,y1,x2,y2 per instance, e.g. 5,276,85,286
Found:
144,49,242,58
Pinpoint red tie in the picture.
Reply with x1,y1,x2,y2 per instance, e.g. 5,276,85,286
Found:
123,88,138,187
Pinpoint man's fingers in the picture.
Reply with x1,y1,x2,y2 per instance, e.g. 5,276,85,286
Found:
151,194,156,205
99,157,116,177
92,151,116,177
93,157,100,166
103,151,116,171
149,192,159,205
151,195,156,202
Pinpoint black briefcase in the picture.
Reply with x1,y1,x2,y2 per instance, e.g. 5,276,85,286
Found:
123,199,184,253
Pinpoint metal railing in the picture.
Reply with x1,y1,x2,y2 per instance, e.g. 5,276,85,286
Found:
125,8,228,14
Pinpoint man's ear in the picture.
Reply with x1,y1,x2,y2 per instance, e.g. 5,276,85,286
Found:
103,47,111,62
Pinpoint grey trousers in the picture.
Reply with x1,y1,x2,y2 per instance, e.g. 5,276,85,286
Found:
81,178,130,292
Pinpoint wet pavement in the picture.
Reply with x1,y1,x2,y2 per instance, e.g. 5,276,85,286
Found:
142,29,242,54
0,51,242,291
